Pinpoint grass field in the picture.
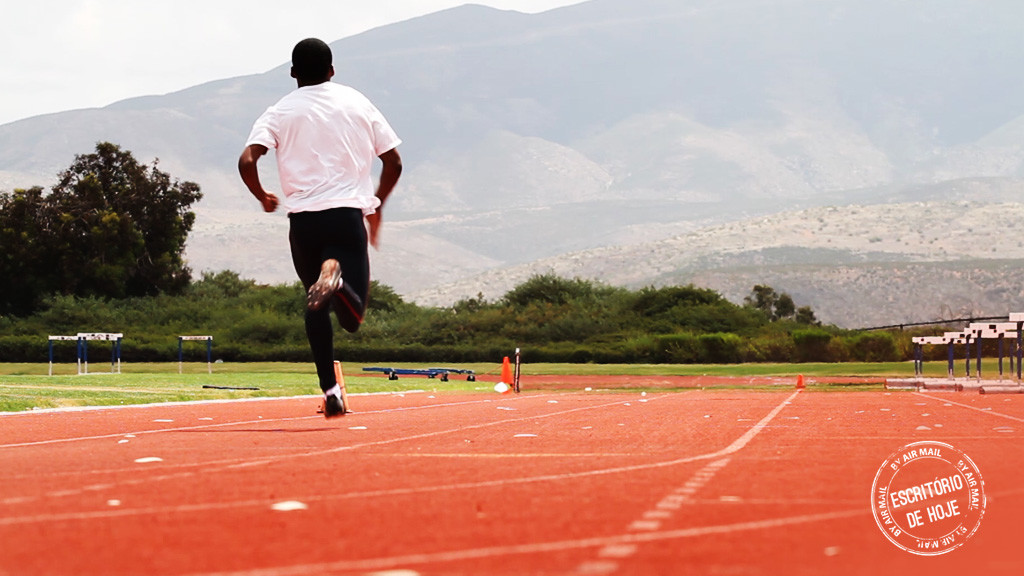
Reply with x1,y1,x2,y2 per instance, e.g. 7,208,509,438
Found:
0,358,995,413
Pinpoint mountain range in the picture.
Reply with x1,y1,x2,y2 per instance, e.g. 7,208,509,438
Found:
3,0,1024,328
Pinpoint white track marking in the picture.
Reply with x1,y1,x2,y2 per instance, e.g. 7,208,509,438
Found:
570,389,802,574
914,393,1024,423
0,395,544,449
0,395,320,417
269,501,307,512
0,415,319,449
181,509,865,576
0,395,668,505
0,391,798,525
584,458,732,573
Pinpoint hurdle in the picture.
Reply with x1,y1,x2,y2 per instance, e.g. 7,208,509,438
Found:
911,336,951,378
896,333,970,391
1013,312,1024,381
976,316,1024,394
905,320,1024,394
943,331,973,381
47,335,80,376
72,332,122,373
178,336,213,374
965,322,1018,381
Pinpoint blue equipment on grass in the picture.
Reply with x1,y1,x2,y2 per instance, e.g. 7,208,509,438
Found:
362,366,476,382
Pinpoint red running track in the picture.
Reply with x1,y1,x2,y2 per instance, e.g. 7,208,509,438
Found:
0,388,1022,575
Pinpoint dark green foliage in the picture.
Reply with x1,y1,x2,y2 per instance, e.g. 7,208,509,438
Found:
743,284,802,322
0,187,52,315
744,284,778,317
504,274,595,307
848,332,900,362
740,333,797,362
792,328,835,363
367,281,404,313
0,269,912,364
699,333,744,364
3,143,880,364
0,143,201,315
654,333,703,363
795,306,818,325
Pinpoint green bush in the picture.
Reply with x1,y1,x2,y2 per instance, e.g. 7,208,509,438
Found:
847,332,900,362
741,333,797,362
699,332,744,363
0,273,875,364
655,333,702,363
792,328,835,363
0,335,48,362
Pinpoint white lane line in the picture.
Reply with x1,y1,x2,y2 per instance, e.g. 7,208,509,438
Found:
626,520,662,531
0,389,629,451
0,395,674,506
0,415,318,449
0,396,540,449
578,457,733,574
178,509,865,576
0,391,793,521
576,561,619,574
570,389,801,574
597,545,638,558
914,393,1024,423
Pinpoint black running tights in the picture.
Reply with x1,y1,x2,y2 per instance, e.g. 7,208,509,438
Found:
288,207,370,392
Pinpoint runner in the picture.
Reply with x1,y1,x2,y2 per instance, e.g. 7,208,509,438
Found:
238,37,403,417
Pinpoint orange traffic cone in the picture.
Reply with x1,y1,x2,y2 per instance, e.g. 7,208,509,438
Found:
796,374,805,389
334,361,349,407
500,356,513,393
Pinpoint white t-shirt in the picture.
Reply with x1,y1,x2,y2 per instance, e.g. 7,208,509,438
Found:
245,82,401,214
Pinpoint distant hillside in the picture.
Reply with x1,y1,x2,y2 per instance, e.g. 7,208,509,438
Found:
4,0,1024,327
409,193,1024,327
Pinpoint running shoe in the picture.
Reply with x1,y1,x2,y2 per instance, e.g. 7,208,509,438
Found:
307,259,341,312
323,393,346,418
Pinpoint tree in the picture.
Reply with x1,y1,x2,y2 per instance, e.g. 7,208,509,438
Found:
503,274,601,307
774,293,796,320
0,142,202,315
744,285,813,322
0,187,53,314
795,305,818,325
51,142,202,297
632,285,723,317
744,285,778,317
367,280,405,313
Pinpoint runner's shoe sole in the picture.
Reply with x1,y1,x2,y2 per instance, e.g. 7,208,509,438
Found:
307,260,342,312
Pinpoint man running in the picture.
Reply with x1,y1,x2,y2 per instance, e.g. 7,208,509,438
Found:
238,37,403,417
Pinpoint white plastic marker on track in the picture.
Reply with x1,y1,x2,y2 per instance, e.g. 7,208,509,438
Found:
270,501,307,512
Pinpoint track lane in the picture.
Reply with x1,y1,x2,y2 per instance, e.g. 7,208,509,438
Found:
0,389,1021,575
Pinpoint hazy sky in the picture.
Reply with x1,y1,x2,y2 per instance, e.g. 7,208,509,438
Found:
0,1,582,126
